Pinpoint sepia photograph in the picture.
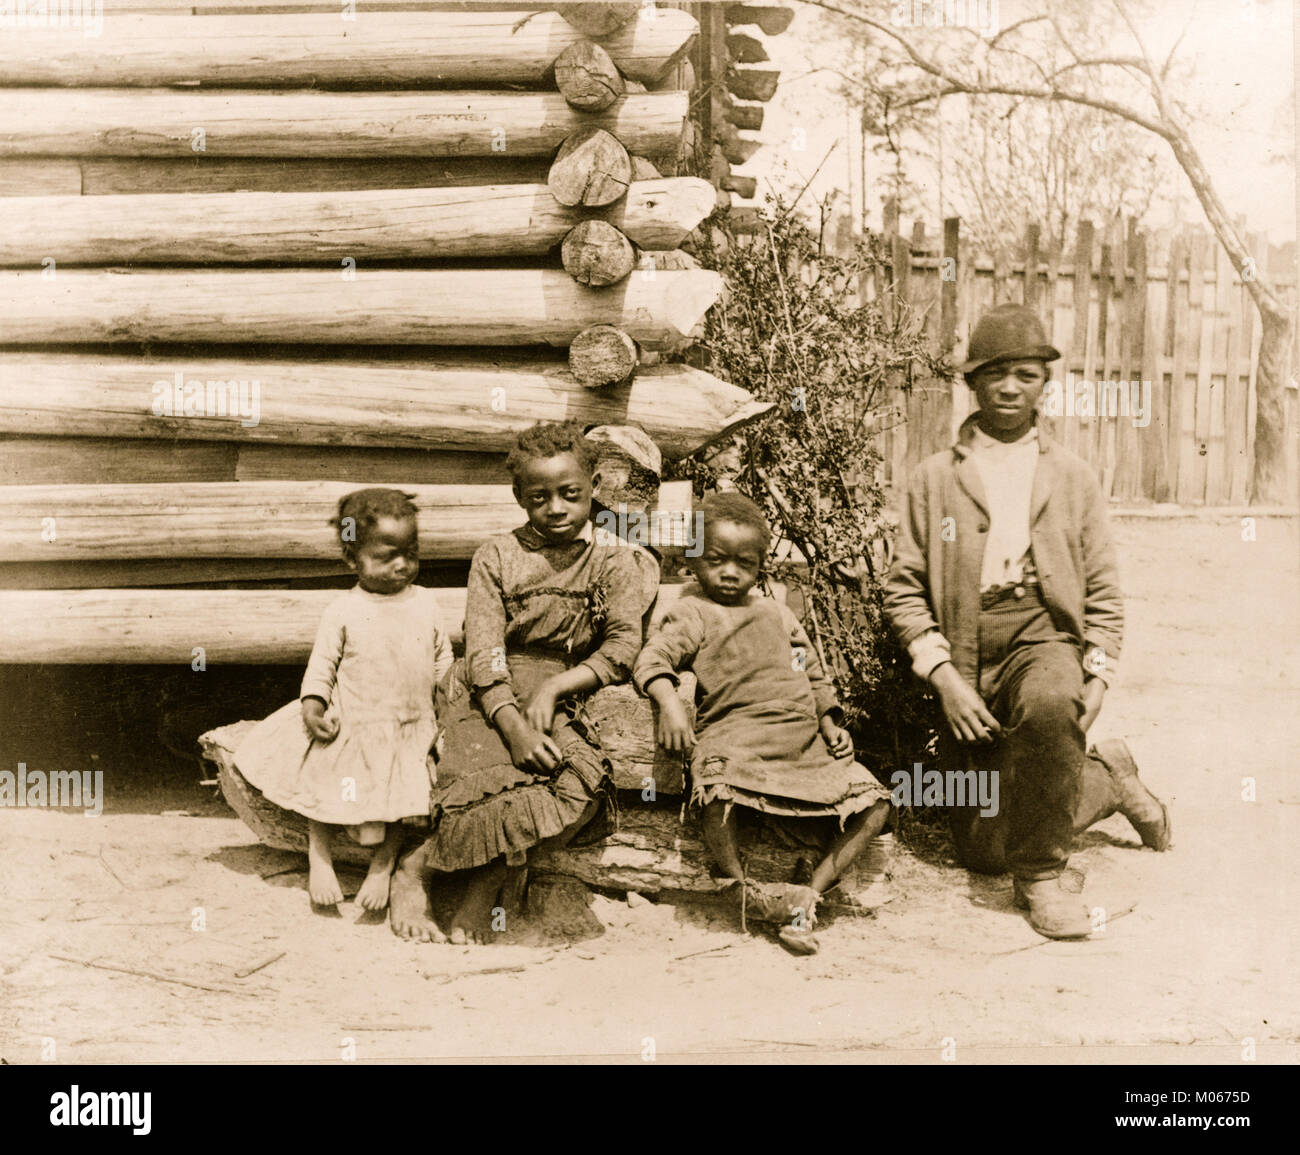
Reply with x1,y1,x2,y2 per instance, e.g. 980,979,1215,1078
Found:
0,0,1294,1121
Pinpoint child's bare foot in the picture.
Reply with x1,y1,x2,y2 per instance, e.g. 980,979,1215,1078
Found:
355,824,403,912
389,845,447,943
449,860,507,945
307,819,344,906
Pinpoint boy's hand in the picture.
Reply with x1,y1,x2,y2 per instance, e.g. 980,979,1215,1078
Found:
301,698,339,743
1079,677,1106,733
653,693,695,753
819,717,854,759
931,663,1002,745
521,681,559,735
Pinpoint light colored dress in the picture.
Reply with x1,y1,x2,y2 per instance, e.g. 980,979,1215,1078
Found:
234,584,453,824
633,583,891,823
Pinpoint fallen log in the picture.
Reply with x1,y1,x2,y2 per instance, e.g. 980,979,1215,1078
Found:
0,582,695,664
0,267,723,352
0,89,688,158
0,9,697,86
553,39,624,112
547,128,632,208
0,478,691,562
200,724,891,902
560,220,636,286
0,351,772,459
0,179,714,265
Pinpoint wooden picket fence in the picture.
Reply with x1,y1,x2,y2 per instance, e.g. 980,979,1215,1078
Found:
874,208,1299,506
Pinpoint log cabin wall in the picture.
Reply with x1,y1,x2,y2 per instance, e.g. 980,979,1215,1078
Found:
0,1,785,665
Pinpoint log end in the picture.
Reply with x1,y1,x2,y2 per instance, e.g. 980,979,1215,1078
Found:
548,128,633,209
560,219,636,287
570,324,639,388
554,39,625,113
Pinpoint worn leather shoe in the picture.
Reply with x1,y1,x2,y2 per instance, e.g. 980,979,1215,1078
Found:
1092,738,1172,851
1013,877,1092,939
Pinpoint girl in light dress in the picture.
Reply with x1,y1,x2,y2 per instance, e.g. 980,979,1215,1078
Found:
235,488,452,911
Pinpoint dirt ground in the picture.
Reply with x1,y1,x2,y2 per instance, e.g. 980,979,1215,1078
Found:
2,514,1297,1064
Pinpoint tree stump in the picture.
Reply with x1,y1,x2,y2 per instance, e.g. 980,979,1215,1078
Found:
569,324,639,388
548,127,633,208
586,423,662,511
560,220,636,286
553,39,624,112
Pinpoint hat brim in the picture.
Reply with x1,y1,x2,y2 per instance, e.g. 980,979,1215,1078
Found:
959,344,1061,375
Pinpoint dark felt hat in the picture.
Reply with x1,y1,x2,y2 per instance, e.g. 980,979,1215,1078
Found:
959,303,1061,375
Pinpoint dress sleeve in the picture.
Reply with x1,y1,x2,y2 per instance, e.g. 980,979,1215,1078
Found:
464,541,515,718
633,598,705,694
580,544,660,688
430,592,455,691
781,603,841,720
300,596,347,705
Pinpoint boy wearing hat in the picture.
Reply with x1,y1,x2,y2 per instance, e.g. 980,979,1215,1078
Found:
884,304,1170,939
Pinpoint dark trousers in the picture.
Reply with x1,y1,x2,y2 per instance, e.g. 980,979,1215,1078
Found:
941,591,1119,881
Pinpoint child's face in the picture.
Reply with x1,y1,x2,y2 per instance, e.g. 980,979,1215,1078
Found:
969,358,1047,436
512,452,596,543
691,518,763,606
348,514,419,594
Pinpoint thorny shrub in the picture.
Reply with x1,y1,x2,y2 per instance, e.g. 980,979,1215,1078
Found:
678,199,953,841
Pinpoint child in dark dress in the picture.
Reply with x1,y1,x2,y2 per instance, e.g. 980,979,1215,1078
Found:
634,493,893,954
390,422,660,945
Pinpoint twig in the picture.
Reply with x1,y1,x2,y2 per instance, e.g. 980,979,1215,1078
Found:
738,1037,820,1048
430,964,528,984
674,944,736,961
992,902,1139,955
233,951,285,979
49,953,250,996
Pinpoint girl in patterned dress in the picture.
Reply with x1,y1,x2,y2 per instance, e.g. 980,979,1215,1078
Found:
234,489,453,911
390,422,660,945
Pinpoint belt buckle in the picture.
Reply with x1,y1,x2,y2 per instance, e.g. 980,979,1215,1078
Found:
1013,584,1026,599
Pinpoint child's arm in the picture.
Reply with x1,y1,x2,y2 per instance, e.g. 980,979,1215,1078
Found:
300,599,346,743
633,601,704,752
579,545,661,689
463,543,562,773
430,598,454,690
783,607,853,759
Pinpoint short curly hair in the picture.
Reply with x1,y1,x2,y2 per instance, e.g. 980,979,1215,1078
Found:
697,490,771,555
505,421,600,480
332,487,419,558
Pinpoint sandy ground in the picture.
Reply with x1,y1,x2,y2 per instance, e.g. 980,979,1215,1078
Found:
1,515,1297,1064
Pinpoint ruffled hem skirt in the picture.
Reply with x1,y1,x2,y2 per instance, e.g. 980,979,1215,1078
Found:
421,654,615,873
233,700,437,825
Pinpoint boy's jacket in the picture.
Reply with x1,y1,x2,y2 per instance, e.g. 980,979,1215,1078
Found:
883,413,1123,687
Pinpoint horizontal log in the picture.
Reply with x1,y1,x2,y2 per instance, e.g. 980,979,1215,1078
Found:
78,157,552,195
0,558,357,589
0,9,697,86
0,436,238,486
553,39,624,111
0,90,688,158
721,173,758,199
0,178,715,265
0,436,510,488
0,479,692,562
0,160,82,197
0,351,772,459
723,102,764,131
0,582,695,664
0,267,723,352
